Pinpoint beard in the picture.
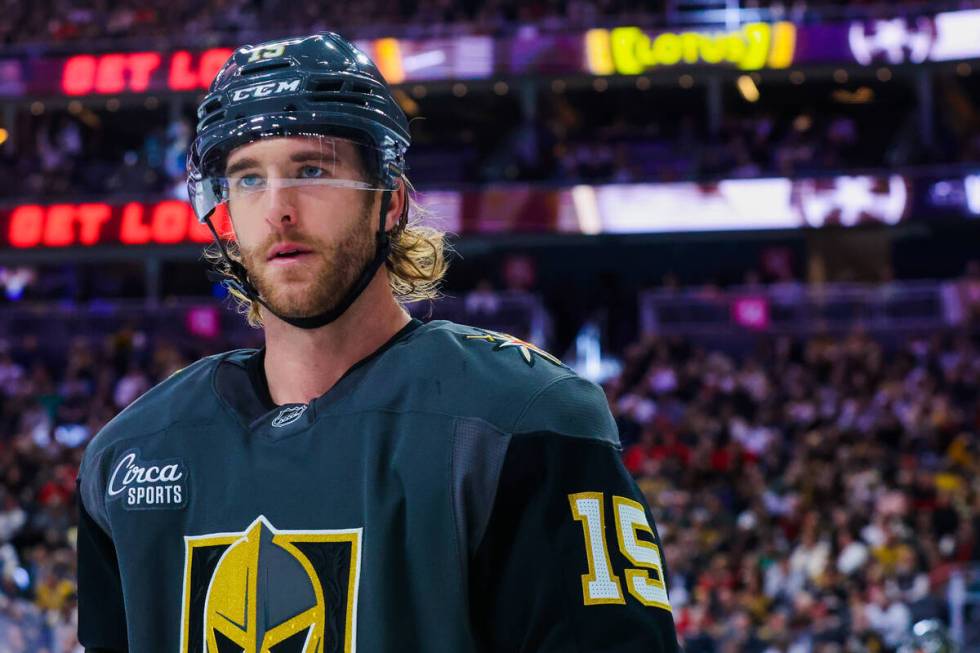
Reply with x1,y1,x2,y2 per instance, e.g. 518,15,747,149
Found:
239,202,376,320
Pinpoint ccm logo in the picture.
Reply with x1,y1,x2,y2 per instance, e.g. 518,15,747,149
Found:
231,78,301,102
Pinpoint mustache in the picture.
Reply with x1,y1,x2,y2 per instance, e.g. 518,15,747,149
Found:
246,234,323,260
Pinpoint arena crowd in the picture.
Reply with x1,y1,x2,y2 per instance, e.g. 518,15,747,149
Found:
0,314,977,651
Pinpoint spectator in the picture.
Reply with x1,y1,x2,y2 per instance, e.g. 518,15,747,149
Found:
864,584,911,649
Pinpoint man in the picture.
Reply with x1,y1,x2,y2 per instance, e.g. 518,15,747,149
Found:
76,32,679,652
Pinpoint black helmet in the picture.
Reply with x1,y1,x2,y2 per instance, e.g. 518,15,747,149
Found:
188,32,410,196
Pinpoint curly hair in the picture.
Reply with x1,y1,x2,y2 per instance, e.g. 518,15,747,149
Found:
202,180,449,328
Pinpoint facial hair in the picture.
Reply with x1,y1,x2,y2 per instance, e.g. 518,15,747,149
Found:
239,202,376,319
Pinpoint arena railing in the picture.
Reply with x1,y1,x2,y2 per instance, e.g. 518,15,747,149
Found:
948,565,980,650
639,280,960,337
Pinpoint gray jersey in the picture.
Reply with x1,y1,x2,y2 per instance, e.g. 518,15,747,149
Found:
77,319,679,652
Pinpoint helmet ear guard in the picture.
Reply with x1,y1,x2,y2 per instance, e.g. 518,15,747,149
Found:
189,32,412,330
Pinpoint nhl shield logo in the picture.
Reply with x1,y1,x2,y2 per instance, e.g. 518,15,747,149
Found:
271,405,308,428
180,516,361,653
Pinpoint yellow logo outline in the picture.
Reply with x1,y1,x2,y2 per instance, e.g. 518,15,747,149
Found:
180,515,362,653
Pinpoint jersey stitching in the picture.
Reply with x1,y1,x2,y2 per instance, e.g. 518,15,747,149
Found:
447,418,468,619
87,352,226,462
87,419,219,459
509,373,579,433
464,425,513,560
314,406,511,424
210,350,264,432
532,444,587,653
87,446,114,537
504,430,621,452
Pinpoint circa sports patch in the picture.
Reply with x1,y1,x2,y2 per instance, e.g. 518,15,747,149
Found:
105,449,188,511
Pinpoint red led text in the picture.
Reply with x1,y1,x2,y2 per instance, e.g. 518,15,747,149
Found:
5,202,232,249
60,48,233,96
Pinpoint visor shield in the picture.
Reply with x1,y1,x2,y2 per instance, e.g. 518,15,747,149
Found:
188,133,391,222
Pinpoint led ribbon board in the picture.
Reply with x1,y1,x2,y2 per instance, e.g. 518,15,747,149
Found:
2,173,973,249
1,202,232,248
60,49,234,95
3,10,980,99
848,9,980,65
586,22,797,74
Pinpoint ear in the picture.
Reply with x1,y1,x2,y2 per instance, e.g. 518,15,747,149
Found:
382,177,408,233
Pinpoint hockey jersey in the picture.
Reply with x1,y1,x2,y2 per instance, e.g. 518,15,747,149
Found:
77,319,679,652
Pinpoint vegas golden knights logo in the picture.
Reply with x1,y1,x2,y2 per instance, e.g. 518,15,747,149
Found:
180,516,361,653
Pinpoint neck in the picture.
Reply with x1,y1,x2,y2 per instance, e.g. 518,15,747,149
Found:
261,271,410,405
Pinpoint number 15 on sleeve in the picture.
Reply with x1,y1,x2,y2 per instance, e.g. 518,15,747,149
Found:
569,492,672,612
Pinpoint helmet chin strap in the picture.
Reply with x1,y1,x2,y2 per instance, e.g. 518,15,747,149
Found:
204,190,401,330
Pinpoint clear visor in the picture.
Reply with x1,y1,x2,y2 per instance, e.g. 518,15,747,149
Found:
188,134,391,222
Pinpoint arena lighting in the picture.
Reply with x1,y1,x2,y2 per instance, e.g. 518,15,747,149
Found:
965,175,980,215
797,175,907,227
849,10,980,65
585,22,796,74
736,75,760,102
359,36,492,83
59,49,232,96
832,86,875,104
570,185,602,235
848,18,932,66
732,297,770,331
372,38,405,84
4,202,231,248
587,175,909,232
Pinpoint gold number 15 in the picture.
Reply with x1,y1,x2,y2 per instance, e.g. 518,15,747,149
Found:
568,492,672,612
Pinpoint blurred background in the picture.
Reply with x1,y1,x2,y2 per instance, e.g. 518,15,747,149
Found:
1,1,980,651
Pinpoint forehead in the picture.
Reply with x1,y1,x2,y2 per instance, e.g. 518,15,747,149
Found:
225,135,362,170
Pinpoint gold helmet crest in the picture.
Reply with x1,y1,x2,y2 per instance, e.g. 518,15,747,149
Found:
204,519,326,652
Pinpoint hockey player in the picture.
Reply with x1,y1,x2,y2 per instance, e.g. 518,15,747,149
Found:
76,32,679,652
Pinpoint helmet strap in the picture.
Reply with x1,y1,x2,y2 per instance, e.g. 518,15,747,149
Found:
204,188,402,330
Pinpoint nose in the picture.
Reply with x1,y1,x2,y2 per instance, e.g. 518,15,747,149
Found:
262,180,298,229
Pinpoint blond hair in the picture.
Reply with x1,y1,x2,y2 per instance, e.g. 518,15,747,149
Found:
203,182,449,327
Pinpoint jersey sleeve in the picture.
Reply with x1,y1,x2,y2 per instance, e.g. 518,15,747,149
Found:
76,479,129,652
468,376,679,652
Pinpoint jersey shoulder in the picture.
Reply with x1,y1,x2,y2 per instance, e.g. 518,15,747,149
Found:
410,321,618,446
80,350,236,475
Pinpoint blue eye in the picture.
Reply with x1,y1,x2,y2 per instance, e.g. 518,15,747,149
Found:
236,174,264,190
298,165,325,179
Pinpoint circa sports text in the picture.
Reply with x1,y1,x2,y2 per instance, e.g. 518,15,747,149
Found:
107,451,188,509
